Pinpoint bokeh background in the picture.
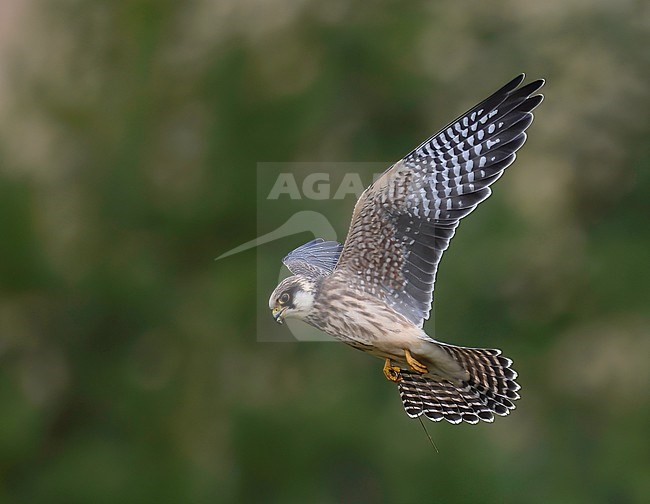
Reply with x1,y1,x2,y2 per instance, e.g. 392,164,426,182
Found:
1,1,649,503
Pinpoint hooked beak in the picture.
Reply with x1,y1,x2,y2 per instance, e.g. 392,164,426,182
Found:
272,306,286,324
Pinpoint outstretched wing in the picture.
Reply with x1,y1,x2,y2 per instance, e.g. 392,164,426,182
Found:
283,238,343,279
333,75,544,327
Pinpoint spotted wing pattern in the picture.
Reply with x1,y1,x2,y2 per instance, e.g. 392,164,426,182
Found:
333,75,544,326
283,238,343,279
398,345,520,424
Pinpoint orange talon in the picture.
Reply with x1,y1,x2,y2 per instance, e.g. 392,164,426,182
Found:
383,358,402,383
405,349,428,374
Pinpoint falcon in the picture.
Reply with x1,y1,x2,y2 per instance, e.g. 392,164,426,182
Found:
269,75,544,424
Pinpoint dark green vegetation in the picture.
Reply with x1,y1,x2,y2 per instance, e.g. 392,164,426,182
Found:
0,1,648,503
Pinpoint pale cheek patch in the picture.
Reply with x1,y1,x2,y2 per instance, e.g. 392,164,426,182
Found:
293,290,314,313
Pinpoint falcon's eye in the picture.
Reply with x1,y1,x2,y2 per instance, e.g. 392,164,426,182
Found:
279,292,291,305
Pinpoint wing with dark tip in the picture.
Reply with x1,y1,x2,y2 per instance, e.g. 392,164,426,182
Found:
283,238,343,279
332,75,544,327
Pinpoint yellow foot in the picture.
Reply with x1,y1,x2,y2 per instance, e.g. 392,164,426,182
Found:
383,358,402,383
405,349,428,374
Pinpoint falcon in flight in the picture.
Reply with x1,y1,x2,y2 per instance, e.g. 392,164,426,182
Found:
269,75,544,424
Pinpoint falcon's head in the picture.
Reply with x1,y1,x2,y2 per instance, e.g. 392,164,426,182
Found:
269,276,317,324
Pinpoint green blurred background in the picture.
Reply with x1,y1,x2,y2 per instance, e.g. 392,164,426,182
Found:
1,1,649,503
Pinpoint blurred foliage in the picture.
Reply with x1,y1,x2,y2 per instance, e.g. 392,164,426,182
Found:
0,0,649,503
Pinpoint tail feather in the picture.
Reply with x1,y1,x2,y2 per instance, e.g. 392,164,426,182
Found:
398,345,520,425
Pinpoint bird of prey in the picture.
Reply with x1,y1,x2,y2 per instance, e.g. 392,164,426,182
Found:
269,75,544,424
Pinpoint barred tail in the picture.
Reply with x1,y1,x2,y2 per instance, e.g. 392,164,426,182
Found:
398,345,520,424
